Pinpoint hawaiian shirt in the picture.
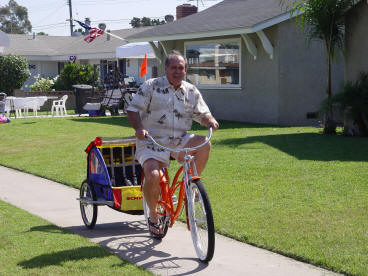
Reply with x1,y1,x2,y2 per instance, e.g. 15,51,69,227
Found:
127,76,211,146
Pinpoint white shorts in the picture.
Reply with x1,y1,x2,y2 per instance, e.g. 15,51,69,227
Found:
135,133,195,167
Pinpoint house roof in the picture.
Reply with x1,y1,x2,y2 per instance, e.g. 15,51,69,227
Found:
126,0,291,42
3,27,154,60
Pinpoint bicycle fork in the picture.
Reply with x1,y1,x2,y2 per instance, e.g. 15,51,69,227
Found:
183,155,200,231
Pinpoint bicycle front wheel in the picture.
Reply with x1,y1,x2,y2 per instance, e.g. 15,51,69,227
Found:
187,179,215,262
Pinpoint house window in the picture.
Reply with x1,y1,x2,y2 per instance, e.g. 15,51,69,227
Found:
185,39,241,88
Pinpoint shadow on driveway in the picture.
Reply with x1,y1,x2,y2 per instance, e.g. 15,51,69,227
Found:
22,220,208,275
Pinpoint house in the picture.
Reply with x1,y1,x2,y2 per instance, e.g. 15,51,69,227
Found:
125,0,345,126
3,27,157,88
345,0,368,82
0,30,10,54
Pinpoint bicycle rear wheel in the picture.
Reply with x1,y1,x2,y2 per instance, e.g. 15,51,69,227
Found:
80,180,98,229
142,179,169,239
187,179,215,262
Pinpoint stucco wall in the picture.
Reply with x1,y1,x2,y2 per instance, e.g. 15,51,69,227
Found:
345,1,368,82
153,20,344,126
277,19,344,125
158,30,280,125
203,30,279,124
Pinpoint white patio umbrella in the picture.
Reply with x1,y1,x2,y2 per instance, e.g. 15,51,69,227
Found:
115,42,157,59
0,30,10,54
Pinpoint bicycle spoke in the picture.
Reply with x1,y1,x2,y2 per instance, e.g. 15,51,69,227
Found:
188,180,215,262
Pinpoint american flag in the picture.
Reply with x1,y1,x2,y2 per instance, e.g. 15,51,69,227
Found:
75,20,104,43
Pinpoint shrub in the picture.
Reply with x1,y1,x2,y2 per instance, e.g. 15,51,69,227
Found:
56,63,99,90
27,75,56,92
325,72,368,136
0,55,30,95
53,75,65,91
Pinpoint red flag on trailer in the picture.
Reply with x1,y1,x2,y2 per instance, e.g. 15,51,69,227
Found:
140,53,147,77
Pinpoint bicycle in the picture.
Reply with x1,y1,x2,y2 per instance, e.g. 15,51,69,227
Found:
142,128,215,262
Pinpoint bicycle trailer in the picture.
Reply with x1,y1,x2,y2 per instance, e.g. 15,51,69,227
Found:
78,136,143,229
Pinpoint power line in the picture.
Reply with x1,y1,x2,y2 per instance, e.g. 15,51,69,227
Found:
32,22,68,29
33,3,67,26
31,14,166,29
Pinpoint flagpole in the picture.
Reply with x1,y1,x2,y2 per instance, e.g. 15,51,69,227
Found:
105,31,126,42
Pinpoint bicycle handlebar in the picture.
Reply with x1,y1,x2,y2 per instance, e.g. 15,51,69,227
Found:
146,127,213,153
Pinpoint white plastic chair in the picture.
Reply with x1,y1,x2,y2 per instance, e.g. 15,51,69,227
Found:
51,95,68,116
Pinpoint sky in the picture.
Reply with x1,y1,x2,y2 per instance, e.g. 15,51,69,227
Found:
0,0,223,36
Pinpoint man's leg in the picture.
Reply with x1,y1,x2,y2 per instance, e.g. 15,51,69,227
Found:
142,158,162,224
181,135,211,176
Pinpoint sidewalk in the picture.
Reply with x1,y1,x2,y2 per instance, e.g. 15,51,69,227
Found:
0,166,340,276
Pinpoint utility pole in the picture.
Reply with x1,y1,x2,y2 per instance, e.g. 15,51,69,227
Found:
68,0,73,36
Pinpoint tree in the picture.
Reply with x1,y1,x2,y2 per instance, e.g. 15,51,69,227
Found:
151,18,166,25
0,0,32,34
36,32,48,36
281,0,355,134
56,63,98,90
130,17,141,28
141,17,152,27
73,28,87,35
0,55,30,95
130,17,165,28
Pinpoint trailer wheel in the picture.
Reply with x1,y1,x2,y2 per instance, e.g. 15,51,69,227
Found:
80,180,98,229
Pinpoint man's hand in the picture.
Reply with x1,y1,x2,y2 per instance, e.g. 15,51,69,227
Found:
202,114,219,131
207,118,219,131
135,128,148,140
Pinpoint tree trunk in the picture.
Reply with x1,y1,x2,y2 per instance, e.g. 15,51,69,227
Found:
324,42,336,134
326,43,332,118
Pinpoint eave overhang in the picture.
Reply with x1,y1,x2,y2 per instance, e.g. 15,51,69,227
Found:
126,12,294,43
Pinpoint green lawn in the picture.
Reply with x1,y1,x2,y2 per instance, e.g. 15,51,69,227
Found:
1,116,368,275
0,200,151,275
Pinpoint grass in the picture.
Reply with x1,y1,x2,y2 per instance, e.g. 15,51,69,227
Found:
7,109,77,118
0,200,152,275
1,116,368,275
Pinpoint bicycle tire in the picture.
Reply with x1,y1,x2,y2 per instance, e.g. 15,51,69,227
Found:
80,180,98,229
142,179,169,239
187,179,215,262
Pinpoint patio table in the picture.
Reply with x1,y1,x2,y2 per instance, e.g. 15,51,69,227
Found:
5,96,49,118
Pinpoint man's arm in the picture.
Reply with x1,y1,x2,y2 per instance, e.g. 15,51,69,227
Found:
200,113,219,131
127,110,147,140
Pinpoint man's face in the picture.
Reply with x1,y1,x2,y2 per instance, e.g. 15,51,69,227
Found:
165,55,187,89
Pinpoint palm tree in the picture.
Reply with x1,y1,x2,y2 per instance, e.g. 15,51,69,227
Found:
281,0,355,133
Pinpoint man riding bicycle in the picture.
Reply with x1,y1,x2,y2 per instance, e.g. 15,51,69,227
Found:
127,50,219,235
